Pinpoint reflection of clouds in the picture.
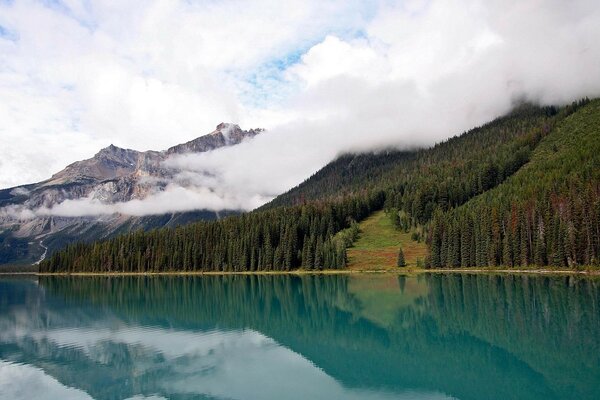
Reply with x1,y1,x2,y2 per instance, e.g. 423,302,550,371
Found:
0,360,93,400
39,327,271,359
0,279,454,400
11,326,453,400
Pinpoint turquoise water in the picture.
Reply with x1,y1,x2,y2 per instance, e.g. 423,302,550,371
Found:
0,274,599,400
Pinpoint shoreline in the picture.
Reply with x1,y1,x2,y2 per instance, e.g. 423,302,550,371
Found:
4,267,597,277
422,268,600,276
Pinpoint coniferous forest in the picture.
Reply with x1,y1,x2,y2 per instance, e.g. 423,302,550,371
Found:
40,98,600,272
40,194,383,272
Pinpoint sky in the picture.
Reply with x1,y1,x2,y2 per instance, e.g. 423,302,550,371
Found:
1,0,600,213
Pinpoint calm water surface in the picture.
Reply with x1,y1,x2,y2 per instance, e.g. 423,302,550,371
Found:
0,274,599,400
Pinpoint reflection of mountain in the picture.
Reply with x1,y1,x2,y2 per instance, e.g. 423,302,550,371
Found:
1,275,599,400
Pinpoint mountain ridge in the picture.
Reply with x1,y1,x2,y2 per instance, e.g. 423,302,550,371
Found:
0,123,262,265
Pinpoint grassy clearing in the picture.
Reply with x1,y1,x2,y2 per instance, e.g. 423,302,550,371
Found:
347,210,428,270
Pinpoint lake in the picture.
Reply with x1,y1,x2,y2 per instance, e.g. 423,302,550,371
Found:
0,273,599,400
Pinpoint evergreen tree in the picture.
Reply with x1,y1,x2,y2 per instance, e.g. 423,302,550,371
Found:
397,247,406,267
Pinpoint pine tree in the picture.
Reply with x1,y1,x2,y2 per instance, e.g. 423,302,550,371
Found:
397,247,406,267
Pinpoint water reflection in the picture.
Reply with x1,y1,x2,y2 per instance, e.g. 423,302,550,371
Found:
0,274,598,400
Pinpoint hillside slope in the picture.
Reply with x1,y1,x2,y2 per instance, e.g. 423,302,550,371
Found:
428,99,600,268
40,99,598,272
267,103,557,219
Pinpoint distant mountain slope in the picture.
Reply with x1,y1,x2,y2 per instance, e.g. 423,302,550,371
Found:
43,99,600,273
266,103,556,221
0,123,261,265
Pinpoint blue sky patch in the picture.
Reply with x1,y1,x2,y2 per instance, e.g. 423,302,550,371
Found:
38,0,97,31
236,25,372,109
0,24,18,42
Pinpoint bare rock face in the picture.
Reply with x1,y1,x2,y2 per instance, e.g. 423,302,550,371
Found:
0,123,262,265
46,145,140,185
167,123,263,154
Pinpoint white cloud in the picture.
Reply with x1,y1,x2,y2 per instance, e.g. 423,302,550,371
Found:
1,0,600,213
178,0,600,211
29,184,265,216
9,187,30,196
0,0,373,188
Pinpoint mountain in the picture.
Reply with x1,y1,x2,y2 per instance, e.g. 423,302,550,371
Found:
40,98,600,273
266,99,600,269
0,123,263,265
264,103,554,210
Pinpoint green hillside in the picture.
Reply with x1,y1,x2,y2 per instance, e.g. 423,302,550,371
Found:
267,102,557,224
40,99,599,272
428,99,600,268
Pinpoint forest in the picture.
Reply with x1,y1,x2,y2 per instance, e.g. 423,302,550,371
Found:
40,98,600,272
426,99,600,268
40,193,383,272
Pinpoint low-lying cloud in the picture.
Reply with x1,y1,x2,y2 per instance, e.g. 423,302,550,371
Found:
2,185,270,219
43,185,269,217
159,0,600,212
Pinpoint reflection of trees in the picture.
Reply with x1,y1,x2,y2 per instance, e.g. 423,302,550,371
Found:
426,274,600,399
40,274,600,399
1,275,598,400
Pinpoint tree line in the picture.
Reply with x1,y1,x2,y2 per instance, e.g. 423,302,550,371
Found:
427,182,600,268
40,193,384,273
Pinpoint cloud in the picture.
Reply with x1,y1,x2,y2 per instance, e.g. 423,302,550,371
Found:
0,204,36,220
15,184,266,218
165,0,600,211
1,0,600,214
9,187,30,196
0,0,373,189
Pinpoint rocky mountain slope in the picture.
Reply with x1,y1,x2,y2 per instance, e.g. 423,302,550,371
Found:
0,123,262,265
